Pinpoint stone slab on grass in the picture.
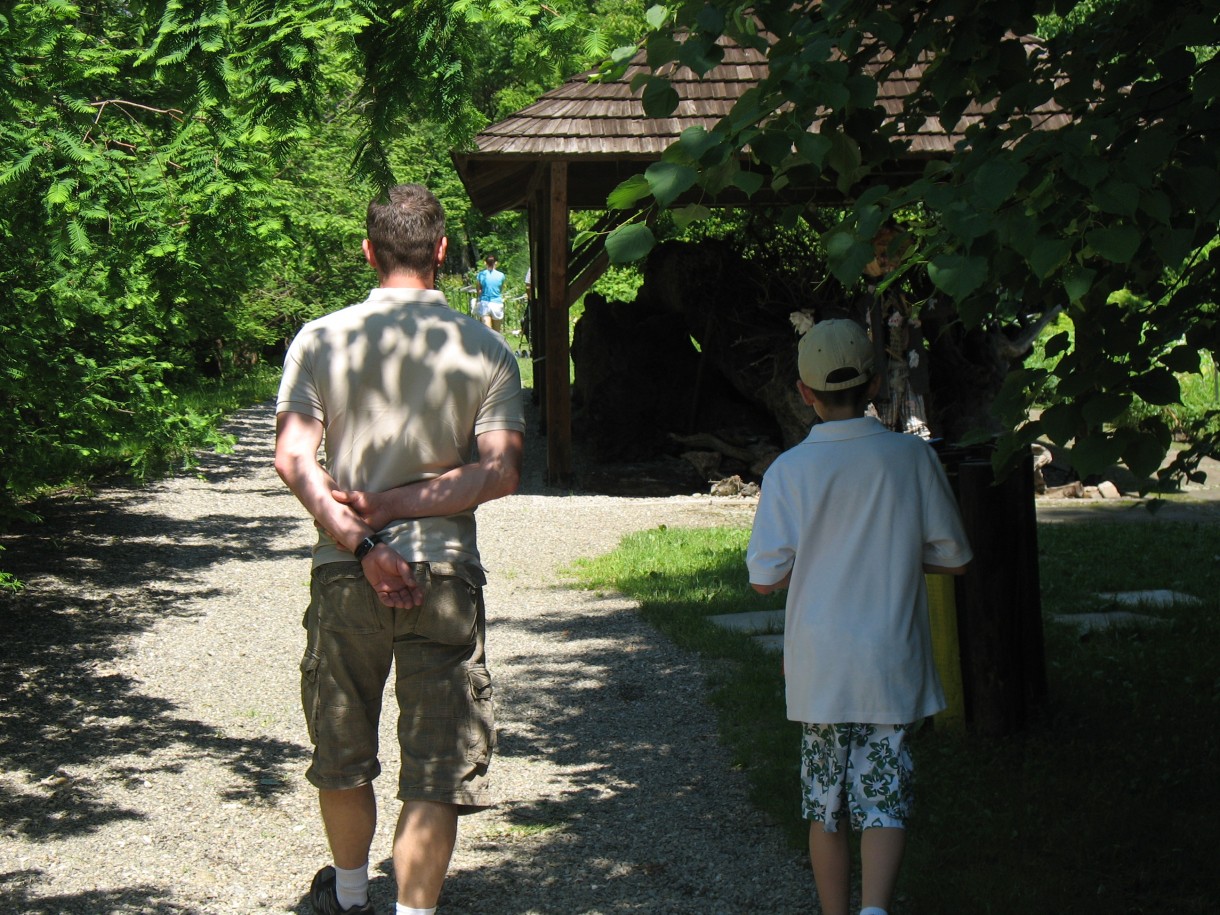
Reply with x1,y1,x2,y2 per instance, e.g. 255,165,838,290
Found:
1096,589,1202,608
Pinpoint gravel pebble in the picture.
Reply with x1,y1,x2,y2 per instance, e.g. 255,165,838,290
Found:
0,401,814,914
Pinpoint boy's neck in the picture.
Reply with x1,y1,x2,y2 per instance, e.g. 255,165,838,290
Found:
816,404,868,423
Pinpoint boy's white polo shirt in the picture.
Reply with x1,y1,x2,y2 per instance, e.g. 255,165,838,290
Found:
747,416,972,725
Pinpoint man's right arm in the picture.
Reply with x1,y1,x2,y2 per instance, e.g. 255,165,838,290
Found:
333,427,524,529
274,410,423,608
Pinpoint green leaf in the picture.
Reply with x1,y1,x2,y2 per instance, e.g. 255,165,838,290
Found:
672,203,711,229
1161,344,1200,374
1086,225,1141,264
645,5,668,30
927,254,988,301
825,130,861,189
607,174,652,210
991,368,1044,426
1151,227,1194,268
795,133,832,169
677,34,722,74
45,179,76,206
732,169,764,197
971,158,1027,211
1131,369,1180,406
1093,180,1140,217
1029,237,1072,279
1082,391,1132,426
695,4,725,33
1123,430,1170,484
611,44,638,64
1138,190,1171,225
1039,402,1080,447
606,223,656,264
641,76,680,117
1043,331,1071,359
824,230,876,286
1062,265,1096,303
751,130,794,166
674,126,719,162
1070,432,1125,479
645,161,697,207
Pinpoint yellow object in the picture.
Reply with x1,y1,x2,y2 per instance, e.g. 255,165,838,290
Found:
926,574,965,728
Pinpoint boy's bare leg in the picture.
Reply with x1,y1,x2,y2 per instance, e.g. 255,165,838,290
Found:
393,800,459,908
808,823,851,915
860,826,907,912
319,785,376,869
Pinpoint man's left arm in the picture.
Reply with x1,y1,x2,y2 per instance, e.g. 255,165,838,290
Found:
333,428,524,528
274,410,424,608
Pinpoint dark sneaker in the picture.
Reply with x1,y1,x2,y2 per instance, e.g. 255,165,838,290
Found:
309,866,375,915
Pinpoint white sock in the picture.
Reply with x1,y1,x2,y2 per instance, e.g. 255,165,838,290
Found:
860,908,888,915
333,863,369,909
395,906,436,915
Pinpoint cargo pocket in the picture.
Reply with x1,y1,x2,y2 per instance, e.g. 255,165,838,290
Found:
313,562,382,634
415,564,485,646
463,663,496,764
299,647,322,745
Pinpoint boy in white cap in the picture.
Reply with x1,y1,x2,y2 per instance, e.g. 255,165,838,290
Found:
746,318,973,915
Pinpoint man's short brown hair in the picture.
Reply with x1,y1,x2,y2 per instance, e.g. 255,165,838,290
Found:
366,184,446,277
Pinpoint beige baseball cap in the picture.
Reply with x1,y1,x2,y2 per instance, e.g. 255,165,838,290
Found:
798,319,875,391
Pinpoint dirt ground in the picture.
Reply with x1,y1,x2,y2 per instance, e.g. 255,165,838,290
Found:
1035,450,1220,523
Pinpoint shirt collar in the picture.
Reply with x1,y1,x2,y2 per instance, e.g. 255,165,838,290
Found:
803,415,888,443
365,287,450,308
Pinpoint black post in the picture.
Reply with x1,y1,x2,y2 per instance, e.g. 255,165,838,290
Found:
952,453,1048,735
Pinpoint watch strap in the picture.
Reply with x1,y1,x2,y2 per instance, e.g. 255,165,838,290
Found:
354,534,383,561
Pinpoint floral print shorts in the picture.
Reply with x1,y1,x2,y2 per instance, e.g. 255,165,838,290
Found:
800,722,914,831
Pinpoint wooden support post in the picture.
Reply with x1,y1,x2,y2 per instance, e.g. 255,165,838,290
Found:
544,163,572,487
953,453,1048,735
527,197,545,431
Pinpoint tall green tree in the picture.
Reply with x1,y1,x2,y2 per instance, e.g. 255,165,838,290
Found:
0,0,375,501
607,0,1219,485
0,0,643,516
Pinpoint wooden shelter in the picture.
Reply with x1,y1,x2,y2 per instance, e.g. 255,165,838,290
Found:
451,37,1067,485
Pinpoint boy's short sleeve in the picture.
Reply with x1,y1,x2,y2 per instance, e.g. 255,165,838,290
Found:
920,451,973,568
746,463,799,586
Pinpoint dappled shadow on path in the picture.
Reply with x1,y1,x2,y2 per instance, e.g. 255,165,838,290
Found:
0,872,195,915
417,591,797,913
0,402,306,844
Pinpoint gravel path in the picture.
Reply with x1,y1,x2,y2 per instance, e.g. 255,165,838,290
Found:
0,400,813,914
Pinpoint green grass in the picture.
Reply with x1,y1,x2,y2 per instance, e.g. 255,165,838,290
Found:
570,520,1220,914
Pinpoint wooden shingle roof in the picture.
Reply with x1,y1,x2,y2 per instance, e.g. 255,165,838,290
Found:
453,35,1068,214
471,42,763,159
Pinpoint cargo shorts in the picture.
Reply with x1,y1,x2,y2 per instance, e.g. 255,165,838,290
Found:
299,560,495,812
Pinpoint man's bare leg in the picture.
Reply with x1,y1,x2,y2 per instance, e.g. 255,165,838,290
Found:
393,800,459,909
319,785,376,869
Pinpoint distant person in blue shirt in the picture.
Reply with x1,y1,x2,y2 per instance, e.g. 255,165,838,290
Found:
476,255,506,333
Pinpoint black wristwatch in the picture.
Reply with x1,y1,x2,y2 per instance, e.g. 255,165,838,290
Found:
354,534,383,562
